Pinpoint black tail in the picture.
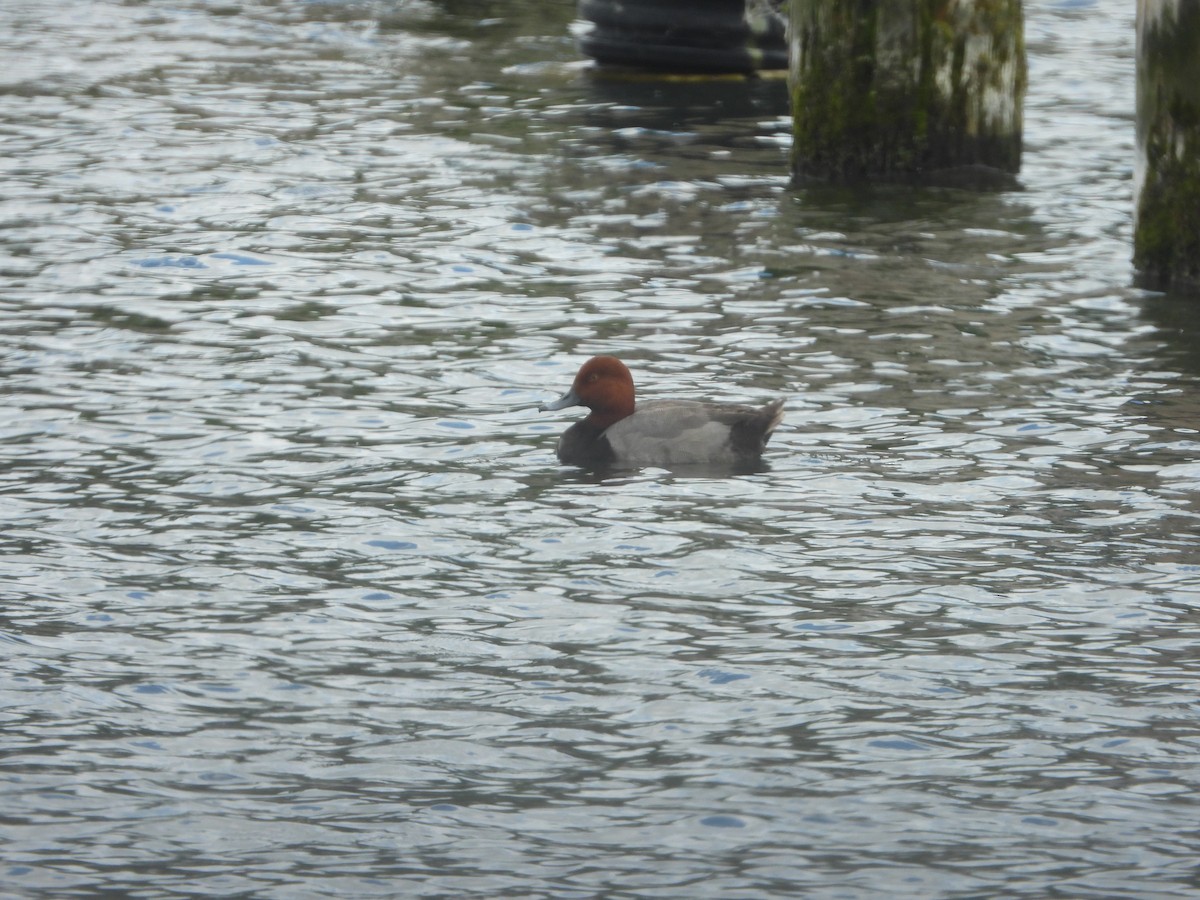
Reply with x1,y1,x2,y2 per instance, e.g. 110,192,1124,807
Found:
730,398,785,458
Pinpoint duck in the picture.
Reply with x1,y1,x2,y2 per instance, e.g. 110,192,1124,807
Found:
539,355,785,469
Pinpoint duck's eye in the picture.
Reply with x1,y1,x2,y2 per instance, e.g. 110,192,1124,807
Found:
587,373,599,383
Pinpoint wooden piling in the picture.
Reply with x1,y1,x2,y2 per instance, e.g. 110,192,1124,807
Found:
1134,0,1200,294
788,0,1026,184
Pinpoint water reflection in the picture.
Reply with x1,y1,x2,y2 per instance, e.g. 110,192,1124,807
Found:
1,0,1198,898
1141,292,1200,375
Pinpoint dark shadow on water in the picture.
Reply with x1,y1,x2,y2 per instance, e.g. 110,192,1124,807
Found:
1140,290,1200,377
547,459,773,485
581,70,791,129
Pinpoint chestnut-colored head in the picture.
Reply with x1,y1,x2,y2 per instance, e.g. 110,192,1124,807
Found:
539,355,636,429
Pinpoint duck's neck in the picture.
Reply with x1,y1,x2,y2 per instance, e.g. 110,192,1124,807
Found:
585,402,633,431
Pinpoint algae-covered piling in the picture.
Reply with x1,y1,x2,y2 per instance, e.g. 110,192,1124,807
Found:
788,0,1026,183
1135,0,1200,294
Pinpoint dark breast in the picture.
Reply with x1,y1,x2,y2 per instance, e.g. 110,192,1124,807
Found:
556,421,616,468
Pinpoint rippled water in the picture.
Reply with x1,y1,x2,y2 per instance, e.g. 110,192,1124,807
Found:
3,1,1200,897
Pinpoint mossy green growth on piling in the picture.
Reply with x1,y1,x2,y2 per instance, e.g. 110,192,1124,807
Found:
1134,2,1200,294
1136,151,1200,294
789,0,1025,183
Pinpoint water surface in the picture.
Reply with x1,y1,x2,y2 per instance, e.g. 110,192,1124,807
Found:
2,1,1200,897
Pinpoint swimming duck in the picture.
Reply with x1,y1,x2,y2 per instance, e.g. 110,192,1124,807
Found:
539,355,785,468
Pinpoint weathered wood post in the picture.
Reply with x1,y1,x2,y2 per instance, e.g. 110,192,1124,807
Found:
1134,1,1200,293
788,1,1026,183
